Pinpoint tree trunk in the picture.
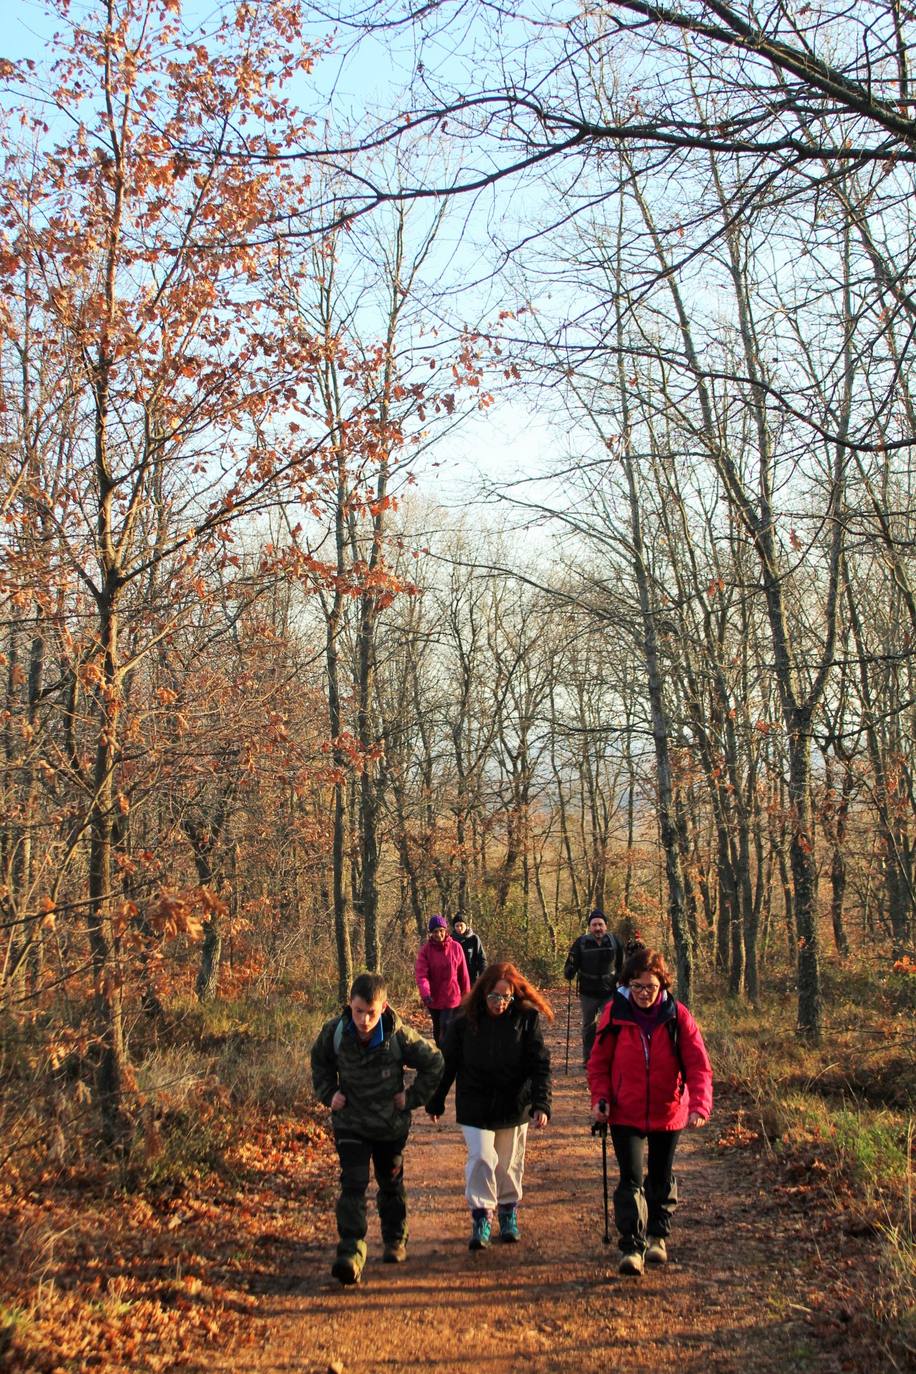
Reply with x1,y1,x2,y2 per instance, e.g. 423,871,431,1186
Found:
622,452,692,1004
196,919,223,1002
87,589,131,1148
787,720,820,1040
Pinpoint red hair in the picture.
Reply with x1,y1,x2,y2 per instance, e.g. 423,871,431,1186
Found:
460,961,555,1028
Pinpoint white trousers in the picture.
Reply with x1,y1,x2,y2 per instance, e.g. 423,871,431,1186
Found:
461,1123,528,1212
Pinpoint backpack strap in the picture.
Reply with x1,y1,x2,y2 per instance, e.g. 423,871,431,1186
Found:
666,1002,688,1096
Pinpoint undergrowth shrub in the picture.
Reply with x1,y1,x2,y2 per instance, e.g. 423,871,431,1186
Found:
186,995,323,1105
876,1221,916,1370
700,995,813,1106
212,1020,322,1113
468,899,565,991
831,1108,911,1190
169,993,312,1044
125,996,326,1188
699,971,915,1359
129,1103,234,1191
135,1044,206,1115
0,1304,30,1361
699,979,912,1206
777,1092,910,1191
887,956,916,1013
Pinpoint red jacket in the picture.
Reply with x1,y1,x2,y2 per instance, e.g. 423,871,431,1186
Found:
414,936,470,1010
587,989,713,1132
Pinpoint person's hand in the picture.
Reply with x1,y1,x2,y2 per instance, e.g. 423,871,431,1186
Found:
531,1110,548,1129
687,1112,707,1128
425,1105,441,1123
591,1101,609,1124
393,1090,407,1110
331,1090,346,1111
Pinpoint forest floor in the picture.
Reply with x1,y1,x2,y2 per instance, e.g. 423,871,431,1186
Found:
2,1003,902,1374
192,1011,888,1374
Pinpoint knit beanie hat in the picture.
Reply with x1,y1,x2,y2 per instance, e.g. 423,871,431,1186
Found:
427,915,448,932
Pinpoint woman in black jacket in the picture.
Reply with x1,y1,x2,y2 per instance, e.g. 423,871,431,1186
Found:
426,962,553,1250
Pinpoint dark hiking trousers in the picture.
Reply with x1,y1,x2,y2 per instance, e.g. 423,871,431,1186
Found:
430,1006,457,1047
333,1130,408,1259
610,1124,680,1255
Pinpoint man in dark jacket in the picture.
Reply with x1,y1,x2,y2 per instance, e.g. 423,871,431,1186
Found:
452,914,486,983
563,909,623,1064
311,971,443,1285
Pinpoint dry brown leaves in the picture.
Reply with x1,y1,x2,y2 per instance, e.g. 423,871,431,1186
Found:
0,1111,334,1374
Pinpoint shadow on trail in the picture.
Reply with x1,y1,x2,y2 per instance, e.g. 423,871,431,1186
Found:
188,1000,876,1374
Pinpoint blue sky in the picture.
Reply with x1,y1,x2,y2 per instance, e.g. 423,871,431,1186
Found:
2,0,570,520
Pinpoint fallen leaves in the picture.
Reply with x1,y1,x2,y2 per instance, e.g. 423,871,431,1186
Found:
0,1108,333,1372
715,1110,761,1150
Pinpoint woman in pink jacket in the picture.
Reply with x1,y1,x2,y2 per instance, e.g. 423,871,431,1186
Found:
414,915,471,1046
588,946,712,1276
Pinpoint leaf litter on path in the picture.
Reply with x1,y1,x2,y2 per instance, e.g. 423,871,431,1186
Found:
190,1013,886,1374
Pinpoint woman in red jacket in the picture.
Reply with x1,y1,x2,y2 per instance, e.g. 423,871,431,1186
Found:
588,947,712,1276
414,915,471,1046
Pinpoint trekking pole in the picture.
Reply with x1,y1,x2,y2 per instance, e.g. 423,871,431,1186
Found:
564,978,572,1075
590,1098,611,1245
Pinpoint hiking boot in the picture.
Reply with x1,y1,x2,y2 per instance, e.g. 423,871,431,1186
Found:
498,1208,520,1243
646,1235,667,1265
382,1240,408,1264
618,1251,644,1276
469,1215,491,1250
331,1253,362,1285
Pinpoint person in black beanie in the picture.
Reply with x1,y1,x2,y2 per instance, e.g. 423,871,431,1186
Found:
563,909,623,1064
452,914,486,984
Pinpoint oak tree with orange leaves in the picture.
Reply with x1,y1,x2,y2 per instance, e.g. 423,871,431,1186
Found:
0,0,356,1142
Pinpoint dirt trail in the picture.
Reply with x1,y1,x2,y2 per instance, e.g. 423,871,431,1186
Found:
198,1013,877,1374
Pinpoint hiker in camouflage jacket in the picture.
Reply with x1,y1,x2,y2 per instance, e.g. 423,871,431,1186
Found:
310,971,443,1285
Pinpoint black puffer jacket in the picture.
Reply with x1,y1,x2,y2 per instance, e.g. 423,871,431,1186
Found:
427,1002,551,1129
455,929,487,982
563,932,623,998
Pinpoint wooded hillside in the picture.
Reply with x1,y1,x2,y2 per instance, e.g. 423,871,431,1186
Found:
0,2,913,1368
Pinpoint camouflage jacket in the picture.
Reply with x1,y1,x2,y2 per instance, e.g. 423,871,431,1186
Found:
310,1006,443,1141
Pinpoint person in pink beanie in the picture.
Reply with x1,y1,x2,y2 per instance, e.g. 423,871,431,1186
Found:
414,915,470,1045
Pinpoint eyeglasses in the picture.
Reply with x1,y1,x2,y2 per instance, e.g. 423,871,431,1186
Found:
486,992,513,1004
630,982,660,995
